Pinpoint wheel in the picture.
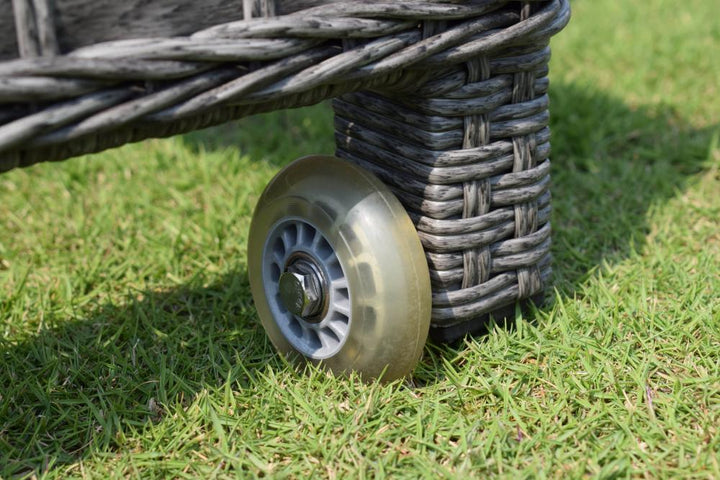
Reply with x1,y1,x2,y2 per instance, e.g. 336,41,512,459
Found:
248,155,431,381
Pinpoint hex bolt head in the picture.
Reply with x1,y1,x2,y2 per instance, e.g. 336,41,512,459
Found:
278,262,324,319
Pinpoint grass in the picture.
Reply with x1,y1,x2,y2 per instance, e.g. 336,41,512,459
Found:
1,0,719,477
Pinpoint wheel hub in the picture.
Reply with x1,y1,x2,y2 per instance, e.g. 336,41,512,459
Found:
260,216,352,359
278,256,327,321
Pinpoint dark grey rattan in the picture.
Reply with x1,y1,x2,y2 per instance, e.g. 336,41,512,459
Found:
1,0,570,341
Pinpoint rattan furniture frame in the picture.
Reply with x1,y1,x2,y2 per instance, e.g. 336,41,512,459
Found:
1,0,570,370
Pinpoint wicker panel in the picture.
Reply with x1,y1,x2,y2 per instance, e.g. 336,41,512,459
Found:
334,6,555,335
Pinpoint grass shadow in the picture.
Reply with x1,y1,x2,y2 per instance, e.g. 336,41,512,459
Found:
547,80,716,291
0,269,275,477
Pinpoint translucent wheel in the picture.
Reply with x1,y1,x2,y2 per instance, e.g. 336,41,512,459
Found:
248,155,431,381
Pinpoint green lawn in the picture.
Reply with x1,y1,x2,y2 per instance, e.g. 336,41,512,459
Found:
1,0,719,477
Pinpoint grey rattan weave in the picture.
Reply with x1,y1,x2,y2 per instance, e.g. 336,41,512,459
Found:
1,0,570,342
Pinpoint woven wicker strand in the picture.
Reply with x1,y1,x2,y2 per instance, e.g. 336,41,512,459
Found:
243,0,276,20
0,0,569,173
11,0,60,58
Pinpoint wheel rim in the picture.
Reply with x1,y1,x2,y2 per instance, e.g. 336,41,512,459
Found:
262,218,351,359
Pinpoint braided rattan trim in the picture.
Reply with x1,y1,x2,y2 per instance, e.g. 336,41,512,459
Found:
0,0,569,172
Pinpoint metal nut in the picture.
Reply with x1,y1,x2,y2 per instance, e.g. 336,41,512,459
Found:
278,268,323,318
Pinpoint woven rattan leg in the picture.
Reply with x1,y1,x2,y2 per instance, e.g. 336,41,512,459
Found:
333,23,553,342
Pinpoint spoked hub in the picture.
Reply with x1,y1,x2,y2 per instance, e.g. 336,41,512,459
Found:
263,219,351,360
